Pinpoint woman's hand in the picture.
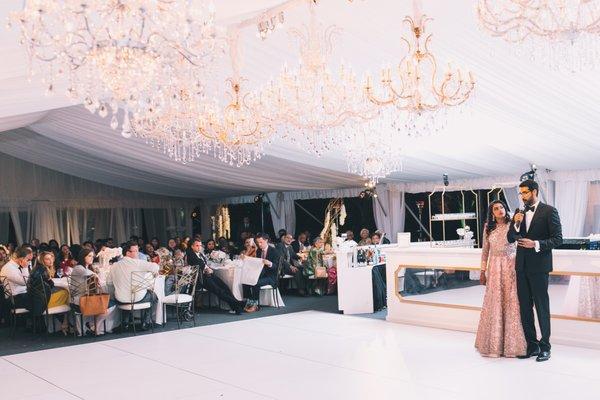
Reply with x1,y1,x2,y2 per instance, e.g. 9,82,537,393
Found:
479,271,486,286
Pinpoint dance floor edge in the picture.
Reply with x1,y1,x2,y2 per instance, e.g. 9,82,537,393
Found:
1,311,599,400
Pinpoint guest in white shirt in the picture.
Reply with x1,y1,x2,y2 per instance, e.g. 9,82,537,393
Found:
109,241,159,329
0,245,33,309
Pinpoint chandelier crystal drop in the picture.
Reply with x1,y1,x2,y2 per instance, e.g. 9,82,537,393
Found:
343,116,404,183
364,0,475,137
477,0,600,71
255,1,377,155
10,0,221,129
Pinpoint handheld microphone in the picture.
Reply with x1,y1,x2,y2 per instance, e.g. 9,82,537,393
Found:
514,208,524,230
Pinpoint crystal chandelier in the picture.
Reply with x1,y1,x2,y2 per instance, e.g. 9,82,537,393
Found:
130,31,274,166
364,0,475,137
343,117,403,184
196,79,275,166
9,0,220,130
477,0,600,71
255,0,377,155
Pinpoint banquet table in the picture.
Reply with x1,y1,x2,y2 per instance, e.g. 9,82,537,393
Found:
50,272,167,334
207,260,284,308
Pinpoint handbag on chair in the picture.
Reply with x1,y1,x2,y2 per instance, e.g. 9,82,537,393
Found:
79,293,109,316
314,266,327,279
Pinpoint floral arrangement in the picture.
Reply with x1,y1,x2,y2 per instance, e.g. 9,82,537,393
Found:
319,198,346,246
97,246,122,268
210,250,227,263
155,247,174,275
216,204,231,239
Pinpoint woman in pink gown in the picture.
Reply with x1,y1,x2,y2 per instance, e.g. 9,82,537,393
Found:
475,200,527,357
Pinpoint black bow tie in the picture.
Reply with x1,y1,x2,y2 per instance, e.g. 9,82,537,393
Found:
525,205,536,213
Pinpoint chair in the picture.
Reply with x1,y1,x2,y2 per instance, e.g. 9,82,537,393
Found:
117,271,157,336
259,261,283,308
28,276,71,334
163,266,199,329
1,276,30,337
67,275,107,337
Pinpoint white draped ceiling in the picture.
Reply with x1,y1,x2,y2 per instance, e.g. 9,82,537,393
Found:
1,0,600,200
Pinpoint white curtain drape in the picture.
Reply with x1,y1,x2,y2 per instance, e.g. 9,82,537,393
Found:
554,181,590,237
372,184,405,243
268,192,297,235
584,182,600,235
0,155,197,245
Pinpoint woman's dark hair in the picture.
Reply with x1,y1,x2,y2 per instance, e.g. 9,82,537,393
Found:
485,200,511,236
48,239,59,248
77,248,94,267
59,244,71,260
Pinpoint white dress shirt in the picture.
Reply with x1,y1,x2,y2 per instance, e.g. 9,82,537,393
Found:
0,259,29,297
108,257,159,303
516,200,541,252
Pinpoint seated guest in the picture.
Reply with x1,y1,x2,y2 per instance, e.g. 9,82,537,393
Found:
145,244,160,264
204,239,217,255
344,230,358,246
291,232,309,254
108,241,159,330
276,229,287,243
375,230,391,244
72,249,114,335
82,241,95,251
371,232,381,245
167,238,178,256
56,244,75,277
243,233,282,312
276,233,305,295
48,240,59,255
29,251,70,333
1,245,32,309
150,237,160,251
130,236,148,260
217,237,231,256
137,237,145,251
240,237,257,257
186,239,245,314
304,237,329,295
358,228,372,246
0,244,9,269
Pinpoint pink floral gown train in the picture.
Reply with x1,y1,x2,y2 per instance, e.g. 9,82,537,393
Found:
475,223,527,357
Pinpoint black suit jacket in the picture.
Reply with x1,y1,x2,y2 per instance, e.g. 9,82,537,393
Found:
186,249,208,272
507,202,562,274
255,246,282,281
275,242,301,274
276,243,300,263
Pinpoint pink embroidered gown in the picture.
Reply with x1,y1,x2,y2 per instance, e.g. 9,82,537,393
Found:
475,223,527,357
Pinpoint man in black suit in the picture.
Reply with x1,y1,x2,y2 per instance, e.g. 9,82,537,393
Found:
507,180,562,362
276,233,306,295
243,233,282,312
186,239,246,315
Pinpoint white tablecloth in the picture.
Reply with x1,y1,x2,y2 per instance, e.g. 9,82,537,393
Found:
50,273,166,334
209,260,284,308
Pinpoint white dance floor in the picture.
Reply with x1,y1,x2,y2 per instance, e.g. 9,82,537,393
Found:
2,311,599,400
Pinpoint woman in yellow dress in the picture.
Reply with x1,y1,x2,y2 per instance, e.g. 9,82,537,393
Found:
28,251,70,333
